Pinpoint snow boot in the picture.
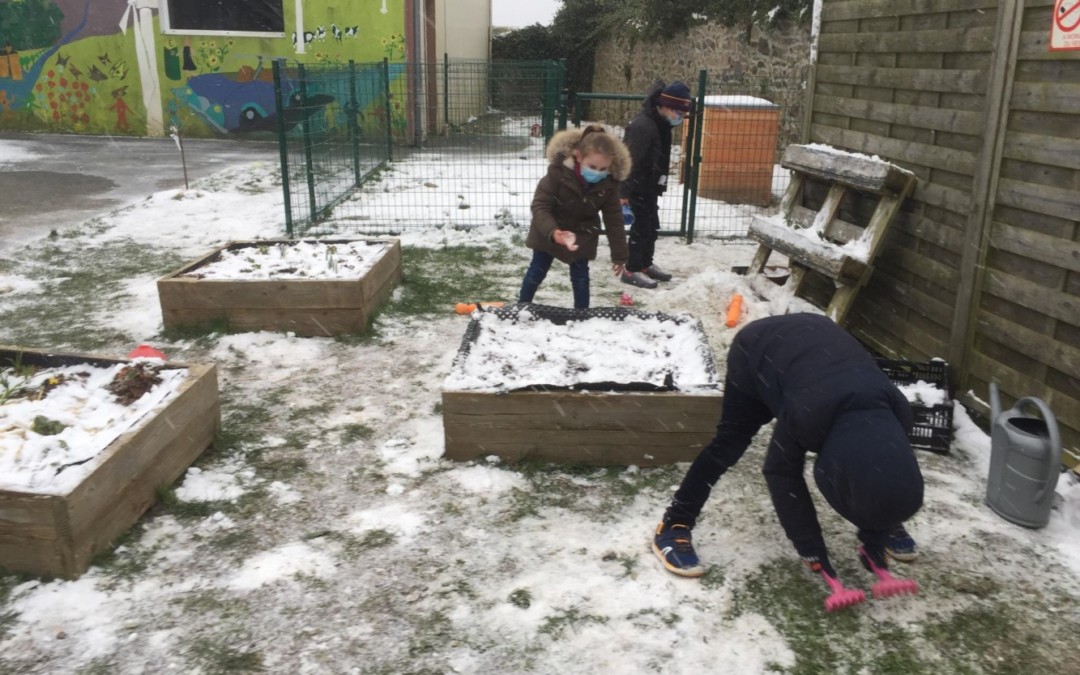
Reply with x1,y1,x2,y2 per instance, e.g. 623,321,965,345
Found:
621,270,658,289
644,264,673,282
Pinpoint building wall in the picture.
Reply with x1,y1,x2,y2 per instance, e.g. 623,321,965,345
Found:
434,0,490,60
0,0,488,138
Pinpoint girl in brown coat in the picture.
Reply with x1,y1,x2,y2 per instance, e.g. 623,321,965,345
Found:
519,125,632,309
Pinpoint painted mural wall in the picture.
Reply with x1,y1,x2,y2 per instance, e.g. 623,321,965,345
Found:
0,0,412,137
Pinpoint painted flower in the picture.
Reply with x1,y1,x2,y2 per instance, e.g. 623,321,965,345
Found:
49,100,57,109
207,54,220,68
52,111,60,121
48,70,54,78
60,77,67,88
80,113,89,124
165,38,177,49
47,91,54,100
81,82,89,91
207,40,217,49
48,80,56,88
36,83,42,92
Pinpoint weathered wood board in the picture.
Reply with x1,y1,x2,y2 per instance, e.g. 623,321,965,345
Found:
748,214,867,281
0,347,220,579
782,143,919,195
442,390,723,466
157,239,402,337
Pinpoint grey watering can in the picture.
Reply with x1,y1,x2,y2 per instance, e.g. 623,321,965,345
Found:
985,383,1062,528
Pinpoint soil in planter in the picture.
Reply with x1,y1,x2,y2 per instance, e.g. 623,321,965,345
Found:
107,363,164,406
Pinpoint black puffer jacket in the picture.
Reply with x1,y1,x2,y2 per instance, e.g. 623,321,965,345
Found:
619,84,673,200
728,313,917,559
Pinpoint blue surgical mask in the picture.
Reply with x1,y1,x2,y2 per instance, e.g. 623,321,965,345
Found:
581,166,609,183
668,112,684,126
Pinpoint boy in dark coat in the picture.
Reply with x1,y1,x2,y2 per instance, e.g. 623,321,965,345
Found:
520,125,631,309
619,81,692,289
653,314,924,603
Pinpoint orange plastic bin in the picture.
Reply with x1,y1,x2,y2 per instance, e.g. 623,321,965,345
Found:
696,95,780,205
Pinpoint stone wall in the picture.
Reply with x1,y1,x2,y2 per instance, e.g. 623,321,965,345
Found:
588,20,812,147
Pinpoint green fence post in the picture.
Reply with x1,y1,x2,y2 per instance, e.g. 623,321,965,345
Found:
684,69,708,245
296,63,318,225
572,93,584,128
382,58,394,163
557,59,568,131
347,60,361,187
542,61,556,141
272,58,294,236
679,102,696,237
443,52,450,131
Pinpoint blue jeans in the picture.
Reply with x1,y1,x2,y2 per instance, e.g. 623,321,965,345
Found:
518,250,590,309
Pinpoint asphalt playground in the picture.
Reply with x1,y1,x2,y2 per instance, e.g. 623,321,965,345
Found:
0,132,278,252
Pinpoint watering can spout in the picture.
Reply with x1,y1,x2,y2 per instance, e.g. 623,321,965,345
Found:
989,382,1001,420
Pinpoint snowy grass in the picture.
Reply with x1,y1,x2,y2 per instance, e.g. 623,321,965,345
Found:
0,155,1078,673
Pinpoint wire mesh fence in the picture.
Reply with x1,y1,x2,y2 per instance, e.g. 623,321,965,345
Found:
272,59,396,233
275,59,807,239
276,58,565,234
686,73,806,239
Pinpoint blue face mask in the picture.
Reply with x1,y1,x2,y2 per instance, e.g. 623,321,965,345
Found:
668,112,684,127
580,166,609,184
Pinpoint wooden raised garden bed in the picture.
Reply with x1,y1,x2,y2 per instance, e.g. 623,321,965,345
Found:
157,238,403,336
442,305,724,466
0,347,219,578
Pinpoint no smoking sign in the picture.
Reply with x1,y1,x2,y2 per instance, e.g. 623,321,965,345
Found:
1051,0,1080,50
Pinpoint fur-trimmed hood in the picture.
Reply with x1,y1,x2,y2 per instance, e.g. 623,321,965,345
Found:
544,127,632,182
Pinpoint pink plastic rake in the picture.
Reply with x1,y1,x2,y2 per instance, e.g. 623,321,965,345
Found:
859,547,919,599
819,571,867,612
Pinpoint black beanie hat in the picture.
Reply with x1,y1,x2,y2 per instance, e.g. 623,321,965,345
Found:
658,81,692,113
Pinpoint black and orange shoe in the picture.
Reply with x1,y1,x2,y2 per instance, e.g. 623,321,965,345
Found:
652,522,705,578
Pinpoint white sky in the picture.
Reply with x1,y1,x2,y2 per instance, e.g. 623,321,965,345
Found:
492,0,561,27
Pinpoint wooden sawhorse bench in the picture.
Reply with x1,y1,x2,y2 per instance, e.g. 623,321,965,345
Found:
744,144,917,324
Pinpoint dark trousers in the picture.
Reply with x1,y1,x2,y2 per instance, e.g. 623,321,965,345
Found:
664,375,773,529
518,249,590,309
626,195,660,272
665,360,919,555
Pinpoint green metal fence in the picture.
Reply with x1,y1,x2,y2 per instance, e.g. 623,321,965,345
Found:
272,58,398,234
574,70,808,241
274,58,806,239
275,58,565,234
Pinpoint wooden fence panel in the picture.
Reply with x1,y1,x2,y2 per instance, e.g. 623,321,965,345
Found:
969,0,1080,460
813,0,998,367
813,0,1079,464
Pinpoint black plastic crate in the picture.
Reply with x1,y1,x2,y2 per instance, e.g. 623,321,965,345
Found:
876,357,953,454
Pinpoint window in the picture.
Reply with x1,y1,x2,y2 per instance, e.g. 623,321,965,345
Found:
160,0,285,36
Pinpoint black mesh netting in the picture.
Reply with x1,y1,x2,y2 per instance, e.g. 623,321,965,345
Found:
452,303,720,393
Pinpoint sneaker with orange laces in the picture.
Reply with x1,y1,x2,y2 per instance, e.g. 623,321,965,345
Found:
652,522,705,577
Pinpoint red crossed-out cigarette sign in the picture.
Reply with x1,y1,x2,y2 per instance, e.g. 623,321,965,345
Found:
1051,0,1080,50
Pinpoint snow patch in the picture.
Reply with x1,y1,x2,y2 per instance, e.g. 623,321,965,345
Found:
229,542,336,590
449,465,528,494
174,465,248,502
